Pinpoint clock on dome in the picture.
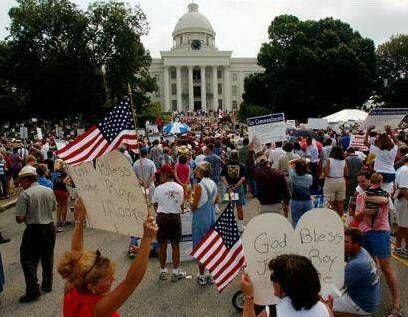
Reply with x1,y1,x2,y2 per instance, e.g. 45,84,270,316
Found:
191,39,202,50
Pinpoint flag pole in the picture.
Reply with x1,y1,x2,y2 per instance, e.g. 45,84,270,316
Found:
127,83,137,129
127,82,153,217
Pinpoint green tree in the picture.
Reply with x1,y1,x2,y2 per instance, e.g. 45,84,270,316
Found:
87,1,156,104
237,101,270,122
377,34,408,106
3,0,155,120
243,15,376,120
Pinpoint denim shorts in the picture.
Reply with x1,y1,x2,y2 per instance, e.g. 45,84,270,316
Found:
362,230,391,258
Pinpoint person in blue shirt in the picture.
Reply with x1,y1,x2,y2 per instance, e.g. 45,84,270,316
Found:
340,131,351,151
36,164,54,189
332,228,381,316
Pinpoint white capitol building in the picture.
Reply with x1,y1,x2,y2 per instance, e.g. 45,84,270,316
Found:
149,3,264,112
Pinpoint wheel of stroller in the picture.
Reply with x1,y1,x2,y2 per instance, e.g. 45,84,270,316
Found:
232,290,246,311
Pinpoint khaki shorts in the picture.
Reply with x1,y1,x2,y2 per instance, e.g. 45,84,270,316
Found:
395,198,408,228
323,177,346,201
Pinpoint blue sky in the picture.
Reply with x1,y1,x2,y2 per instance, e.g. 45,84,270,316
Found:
1,0,408,57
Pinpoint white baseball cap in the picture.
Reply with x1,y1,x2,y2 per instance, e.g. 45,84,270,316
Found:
18,165,37,178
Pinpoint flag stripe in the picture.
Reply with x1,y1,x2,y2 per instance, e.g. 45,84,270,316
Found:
69,141,109,166
213,244,244,280
212,242,243,278
207,246,230,272
216,257,246,292
201,239,225,266
191,229,217,257
56,126,99,157
193,232,221,261
62,132,104,163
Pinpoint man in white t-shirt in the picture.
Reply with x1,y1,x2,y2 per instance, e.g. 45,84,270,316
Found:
153,165,186,282
268,141,285,169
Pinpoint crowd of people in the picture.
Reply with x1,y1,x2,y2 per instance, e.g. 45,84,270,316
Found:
0,111,407,317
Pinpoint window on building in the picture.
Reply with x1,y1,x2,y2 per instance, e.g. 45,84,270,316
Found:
232,85,238,97
171,70,176,79
232,101,238,110
172,100,177,111
218,99,223,108
217,70,222,79
232,73,238,81
171,83,177,95
180,35,183,44
218,83,222,95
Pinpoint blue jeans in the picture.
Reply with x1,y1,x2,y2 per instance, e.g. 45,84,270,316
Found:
291,199,313,227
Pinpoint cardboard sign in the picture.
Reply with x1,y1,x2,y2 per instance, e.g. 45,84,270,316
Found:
67,151,147,236
364,108,407,130
242,213,296,305
242,208,344,305
247,113,286,145
146,124,159,134
20,126,28,139
286,120,296,129
36,127,43,140
349,134,369,152
307,118,329,130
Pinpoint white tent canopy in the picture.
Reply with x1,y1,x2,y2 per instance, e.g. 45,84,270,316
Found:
323,109,368,123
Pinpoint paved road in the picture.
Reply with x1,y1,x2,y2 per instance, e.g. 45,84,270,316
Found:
0,199,406,317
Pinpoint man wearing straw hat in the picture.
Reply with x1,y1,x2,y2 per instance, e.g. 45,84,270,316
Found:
15,165,57,302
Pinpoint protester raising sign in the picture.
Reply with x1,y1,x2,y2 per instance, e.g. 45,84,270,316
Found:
364,108,408,130
67,151,147,236
242,208,344,305
247,113,286,145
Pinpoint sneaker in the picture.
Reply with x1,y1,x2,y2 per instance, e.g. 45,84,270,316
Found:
171,270,186,282
197,275,207,286
56,226,64,233
159,271,168,281
395,248,408,259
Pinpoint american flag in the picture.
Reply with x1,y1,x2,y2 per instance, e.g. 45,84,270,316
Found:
56,97,138,165
191,203,246,292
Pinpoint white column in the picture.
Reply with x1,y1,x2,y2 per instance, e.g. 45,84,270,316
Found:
200,66,207,111
163,66,170,111
223,66,231,111
188,65,194,112
176,66,182,111
238,72,245,104
212,66,218,111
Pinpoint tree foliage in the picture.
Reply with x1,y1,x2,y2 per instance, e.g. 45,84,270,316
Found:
0,0,155,121
377,34,408,106
243,15,376,120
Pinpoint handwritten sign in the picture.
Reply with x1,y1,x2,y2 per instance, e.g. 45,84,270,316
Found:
242,213,296,305
295,208,345,297
349,134,369,152
67,151,147,236
364,108,407,130
247,113,286,145
242,209,344,305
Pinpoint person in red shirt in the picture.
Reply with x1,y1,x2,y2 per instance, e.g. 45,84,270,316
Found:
58,199,157,317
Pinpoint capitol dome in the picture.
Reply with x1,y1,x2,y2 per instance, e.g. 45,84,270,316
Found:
172,3,215,38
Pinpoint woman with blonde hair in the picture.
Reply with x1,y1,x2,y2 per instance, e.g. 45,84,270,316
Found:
51,159,69,232
58,199,157,317
191,162,219,285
